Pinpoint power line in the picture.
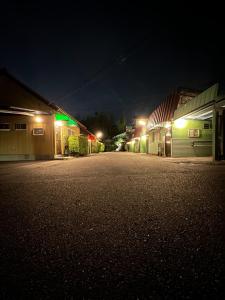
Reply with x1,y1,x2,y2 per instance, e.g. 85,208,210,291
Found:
53,35,149,102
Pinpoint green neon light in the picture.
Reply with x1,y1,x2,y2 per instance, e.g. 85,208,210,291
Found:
55,113,69,121
55,113,78,126
67,119,78,126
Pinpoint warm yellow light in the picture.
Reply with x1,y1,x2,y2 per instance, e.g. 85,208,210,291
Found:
55,120,63,127
141,134,147,140
174,118,186,128
165,122,171,129
35,116,43,123
137,119,146,126
96,131,103,139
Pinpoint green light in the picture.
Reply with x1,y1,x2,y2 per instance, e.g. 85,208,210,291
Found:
55,113,69,121
55,113,78,127
67,119,77,126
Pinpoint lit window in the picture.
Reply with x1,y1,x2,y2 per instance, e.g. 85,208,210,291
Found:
0,123,10,131
15,123,27,130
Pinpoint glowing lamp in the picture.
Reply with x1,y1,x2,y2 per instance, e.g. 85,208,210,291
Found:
96,131,103,139
35,116,43,123
174,118,186,129
165,122,171,129
55,120,63,127
137,119,146,126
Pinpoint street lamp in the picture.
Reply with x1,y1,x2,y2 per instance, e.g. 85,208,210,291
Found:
96,131,103,139
137,119,147,126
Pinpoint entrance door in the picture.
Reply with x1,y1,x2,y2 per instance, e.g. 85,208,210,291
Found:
217,109,225,160
165,134,171,157
55,127,62,154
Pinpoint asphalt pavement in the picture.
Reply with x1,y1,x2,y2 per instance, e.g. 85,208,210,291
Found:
0,152,225,299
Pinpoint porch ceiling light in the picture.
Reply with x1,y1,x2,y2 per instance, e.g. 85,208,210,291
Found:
55,120,63,127
174,118,186,129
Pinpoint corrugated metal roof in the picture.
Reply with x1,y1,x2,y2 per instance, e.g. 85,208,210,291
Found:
173,84,219,120
147,92,180,129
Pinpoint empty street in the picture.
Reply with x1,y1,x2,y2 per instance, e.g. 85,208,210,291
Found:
0,153,225,299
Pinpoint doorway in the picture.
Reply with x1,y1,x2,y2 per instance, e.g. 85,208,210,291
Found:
55,126,62,154
165,133,171,157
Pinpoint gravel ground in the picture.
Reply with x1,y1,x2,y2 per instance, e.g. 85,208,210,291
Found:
0,152,225,299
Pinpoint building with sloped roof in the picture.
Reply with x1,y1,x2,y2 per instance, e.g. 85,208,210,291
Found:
0,69,98,160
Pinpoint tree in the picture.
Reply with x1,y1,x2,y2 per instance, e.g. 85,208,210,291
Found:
118,115,126,133
81,112,120,139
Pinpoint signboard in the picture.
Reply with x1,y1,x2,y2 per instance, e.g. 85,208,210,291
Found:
33,128,44,135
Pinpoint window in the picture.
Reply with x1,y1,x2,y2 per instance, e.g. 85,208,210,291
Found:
204,123,210,129
0,123,10,131
188,129,200,138
15,123,27,130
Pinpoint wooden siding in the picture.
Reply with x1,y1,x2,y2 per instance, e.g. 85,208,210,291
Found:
0,114,55,160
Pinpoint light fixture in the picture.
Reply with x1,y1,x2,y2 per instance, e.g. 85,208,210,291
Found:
96,131,103,139
55,120,63,127
165,122,171,129
174,118,187,128
35,116,43,123
137,119,146,126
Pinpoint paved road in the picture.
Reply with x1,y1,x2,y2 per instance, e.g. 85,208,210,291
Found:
0,153,225,299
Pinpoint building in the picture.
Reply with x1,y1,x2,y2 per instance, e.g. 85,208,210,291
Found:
0,69,101,161
146,88,200,156
127,89,200,156
127,85,225,161
173,84,225,161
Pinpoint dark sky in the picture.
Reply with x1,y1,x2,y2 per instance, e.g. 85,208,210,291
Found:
1,2,225,121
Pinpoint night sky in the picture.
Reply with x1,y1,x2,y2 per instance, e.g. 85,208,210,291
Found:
1,2,225,121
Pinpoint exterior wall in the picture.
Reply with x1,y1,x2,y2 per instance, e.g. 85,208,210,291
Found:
140,136,147,153
134,139,140,153
171,119,212,157
128,142,134,152
148,128,166,155
0,114,55,160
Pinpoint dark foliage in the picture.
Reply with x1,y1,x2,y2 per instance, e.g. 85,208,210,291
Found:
81,112,120,139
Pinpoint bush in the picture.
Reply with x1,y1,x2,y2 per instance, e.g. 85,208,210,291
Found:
98,142,105,152
91,141,98,153
79,135,88,156
68,136,79,156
